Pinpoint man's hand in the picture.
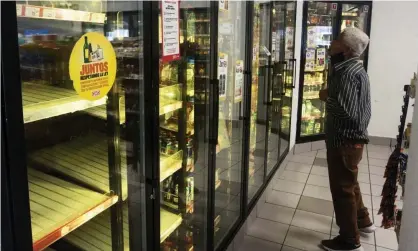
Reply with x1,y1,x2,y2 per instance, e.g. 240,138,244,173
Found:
319,89,328,102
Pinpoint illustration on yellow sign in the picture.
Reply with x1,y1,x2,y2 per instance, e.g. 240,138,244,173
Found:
69,32,116,101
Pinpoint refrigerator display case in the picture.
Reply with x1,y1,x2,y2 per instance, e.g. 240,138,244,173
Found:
5,1,147,251
246,1,296,205
2,1,294,251
296,1,372,143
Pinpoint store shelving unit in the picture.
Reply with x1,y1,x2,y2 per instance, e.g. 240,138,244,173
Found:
28,168,118,251
23,82,106,124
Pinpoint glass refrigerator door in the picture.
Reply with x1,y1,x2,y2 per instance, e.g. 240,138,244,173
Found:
158,1,211,250
279,2,297,156
247,2,267,205
15,1,146,250
215,1,246,248
266,1,286,175
300,2,337,137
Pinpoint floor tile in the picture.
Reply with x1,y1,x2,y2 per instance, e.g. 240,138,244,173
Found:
358,164,370,174
267,190,301,208
284,226,328,251
360,182,371,195
373,210,384,228
237,235,283,251
297,196,334,217
370,174,386,186
372,196,382,211
375,227,398,250
376,247,395,251
371,185,383,196
273,179,305,195
363,195,372,209
294,143,312,154
313,157,328,167
247,218,289,244
258,202,296,225
312,140,326,151
362,242,379,251
279,170,309,183
297,151,318,157
316,151,327,158
307,174,329,188
291,210,332,234
281,246,303,251
368,150,391,160
358,173,371,184
303,185,332,201
368,158,387,167
310,165,328,177
369,165,386,176
288,154,315,165
285,162,312,174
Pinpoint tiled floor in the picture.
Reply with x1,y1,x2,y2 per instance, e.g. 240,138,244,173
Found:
238,144,399,251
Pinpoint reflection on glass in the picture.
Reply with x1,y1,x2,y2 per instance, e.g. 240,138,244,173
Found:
279,2,296,156
248,3,266,204
301,2,337,137
215,1,246,248
16,1,144,250
159,2,210,250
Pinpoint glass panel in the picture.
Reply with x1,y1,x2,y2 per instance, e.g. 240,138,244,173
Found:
159,1,210,250
300,2,337,137
279,2,297,156
266,2,286,175
215,1,246,248
341,3,370,62
248,2,267,204
16,1,145,250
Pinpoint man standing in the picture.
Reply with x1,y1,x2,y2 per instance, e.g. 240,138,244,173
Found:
319,27,375,251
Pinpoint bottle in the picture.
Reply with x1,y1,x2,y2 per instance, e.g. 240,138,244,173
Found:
88,43,92,62
83,36,89,63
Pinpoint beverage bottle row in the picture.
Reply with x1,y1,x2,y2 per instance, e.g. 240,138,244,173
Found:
160,132,179,155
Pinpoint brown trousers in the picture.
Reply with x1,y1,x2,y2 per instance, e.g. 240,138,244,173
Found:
327,144,372,245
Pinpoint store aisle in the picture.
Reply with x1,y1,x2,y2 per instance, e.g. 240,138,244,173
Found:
238,144,399,251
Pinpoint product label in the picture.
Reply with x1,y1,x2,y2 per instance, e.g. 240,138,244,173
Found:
69,32,116,101
161,0,180,62
234,60,244,102
316,48,326,68
218,53,228,98
219,0,229,11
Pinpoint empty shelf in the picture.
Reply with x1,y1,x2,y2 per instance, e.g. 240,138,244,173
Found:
64,205,182,250
160,100,182,115
29,132,184,201
22,82,106,123
29,132,129,200
28,168,117,251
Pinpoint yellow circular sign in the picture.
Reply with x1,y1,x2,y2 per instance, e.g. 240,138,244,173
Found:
69,32,116,101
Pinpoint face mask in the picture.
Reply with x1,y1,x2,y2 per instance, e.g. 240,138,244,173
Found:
330,52,345,64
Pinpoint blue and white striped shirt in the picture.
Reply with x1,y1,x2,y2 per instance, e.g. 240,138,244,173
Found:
325,57,371,148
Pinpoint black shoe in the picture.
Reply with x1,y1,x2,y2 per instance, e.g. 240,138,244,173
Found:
321,236,364,251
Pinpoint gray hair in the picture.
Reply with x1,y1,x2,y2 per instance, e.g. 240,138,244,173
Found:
340,27,370,57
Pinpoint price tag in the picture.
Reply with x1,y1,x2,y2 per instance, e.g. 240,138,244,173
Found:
332,3,337,10
43,8,56,19
25,6,41,18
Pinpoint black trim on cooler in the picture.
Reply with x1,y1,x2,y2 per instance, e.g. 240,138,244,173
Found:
1,2,34,250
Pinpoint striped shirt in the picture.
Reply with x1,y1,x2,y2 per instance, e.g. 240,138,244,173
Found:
325,57,371,148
